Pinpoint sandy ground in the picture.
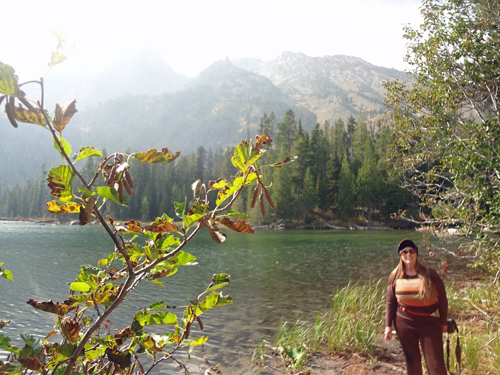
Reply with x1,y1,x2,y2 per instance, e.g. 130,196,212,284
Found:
293,337,407,375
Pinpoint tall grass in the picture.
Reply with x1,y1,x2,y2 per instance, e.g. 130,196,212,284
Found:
273,280,386,370
445,282,500,374
324,280,385,356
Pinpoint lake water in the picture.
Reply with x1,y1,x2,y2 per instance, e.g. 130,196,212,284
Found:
0,221,472,374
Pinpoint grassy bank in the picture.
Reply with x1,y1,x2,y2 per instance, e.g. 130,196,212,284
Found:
261,279,500,374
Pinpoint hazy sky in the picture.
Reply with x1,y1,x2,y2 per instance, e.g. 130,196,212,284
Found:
2,0,423,79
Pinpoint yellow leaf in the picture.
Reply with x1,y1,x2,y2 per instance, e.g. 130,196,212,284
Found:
13,105,46,127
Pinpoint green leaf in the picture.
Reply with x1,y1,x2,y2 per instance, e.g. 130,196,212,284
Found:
231,139,266,172
96,186,128,206
46,165,75,202
133,309,178,326
144,245,159,261
77,186,94,198
225,210,252,218
75,265,101,283
53,136,72,159
0,269,13,282
70,282,91,293
216,173,258,206
132,147,180,163
56,343,77,358
0,361,22,373
184,213,204,227
187,292,233,319
73,146,102,163
149,301,176,310
49,51,68,67
20,333,42,355
186,336,208,346
174,201,186,218
0,63,23,97
206,273,230,292
0,334,20,354
157,235,181,250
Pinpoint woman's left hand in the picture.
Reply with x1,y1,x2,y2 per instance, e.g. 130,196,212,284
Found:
442,325,447,333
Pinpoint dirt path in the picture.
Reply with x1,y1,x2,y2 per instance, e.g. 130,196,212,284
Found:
305,337,406,374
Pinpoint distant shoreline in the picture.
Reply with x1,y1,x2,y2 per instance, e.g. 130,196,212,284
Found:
0,217,58,223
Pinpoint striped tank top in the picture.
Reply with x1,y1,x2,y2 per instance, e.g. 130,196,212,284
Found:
395,275,439,316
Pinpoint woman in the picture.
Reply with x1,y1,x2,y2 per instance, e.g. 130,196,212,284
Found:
384,239,448,375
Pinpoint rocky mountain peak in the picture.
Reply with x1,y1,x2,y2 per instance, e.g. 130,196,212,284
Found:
233,51,410,122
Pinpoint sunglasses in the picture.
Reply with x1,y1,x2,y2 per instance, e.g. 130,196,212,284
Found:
400,248,417,255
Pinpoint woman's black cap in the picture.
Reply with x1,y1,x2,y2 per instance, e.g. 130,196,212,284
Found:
398,239,418,254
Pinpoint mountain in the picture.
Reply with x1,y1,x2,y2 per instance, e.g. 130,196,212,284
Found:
0,51,410,189
233,51,410,122
62,58,316,154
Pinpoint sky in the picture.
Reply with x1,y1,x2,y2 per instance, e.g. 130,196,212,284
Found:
2,0,423,79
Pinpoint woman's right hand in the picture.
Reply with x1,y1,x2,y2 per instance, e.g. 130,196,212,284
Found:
384,326,392,341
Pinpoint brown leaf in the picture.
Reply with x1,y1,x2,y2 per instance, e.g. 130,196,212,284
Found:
251,185,259,208
259,189,266,217
200,219,227,244
219,218,255,234
255,134,272,149
45,331,57,339
143,220,178,233
5,96,18,128
52,100,77,134
18,357,42,371
60,316,80,343
263,186,275,209
27,299,76,315
105,348,132,369
79,197,95,226
270,155,297,167
116,220,143,233
132,147,180,164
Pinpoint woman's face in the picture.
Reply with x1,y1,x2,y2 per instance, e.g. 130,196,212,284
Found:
400,246,417,269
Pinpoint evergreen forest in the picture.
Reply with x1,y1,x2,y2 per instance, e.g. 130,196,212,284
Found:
0,110,411,226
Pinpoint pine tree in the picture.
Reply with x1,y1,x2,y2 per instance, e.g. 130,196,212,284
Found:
290,122,309,197
332,118,346,162
356,139,381,224
346,116,356,164
297,167,318,221
271,146,296,220
335,155,355,222
276,110,297,153
352,113,371,173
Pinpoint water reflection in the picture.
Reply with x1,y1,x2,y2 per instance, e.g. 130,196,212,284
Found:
0,221,474,374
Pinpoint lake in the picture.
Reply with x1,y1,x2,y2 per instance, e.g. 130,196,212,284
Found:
0,221,471,374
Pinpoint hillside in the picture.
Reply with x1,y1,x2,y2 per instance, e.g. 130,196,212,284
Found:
233,51,410,122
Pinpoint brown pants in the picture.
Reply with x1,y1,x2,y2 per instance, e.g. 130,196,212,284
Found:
395,314,447,375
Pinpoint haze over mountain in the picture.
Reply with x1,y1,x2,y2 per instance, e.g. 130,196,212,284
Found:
0,49,410,188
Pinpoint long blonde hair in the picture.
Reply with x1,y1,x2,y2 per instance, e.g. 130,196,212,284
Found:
388,256,437,301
